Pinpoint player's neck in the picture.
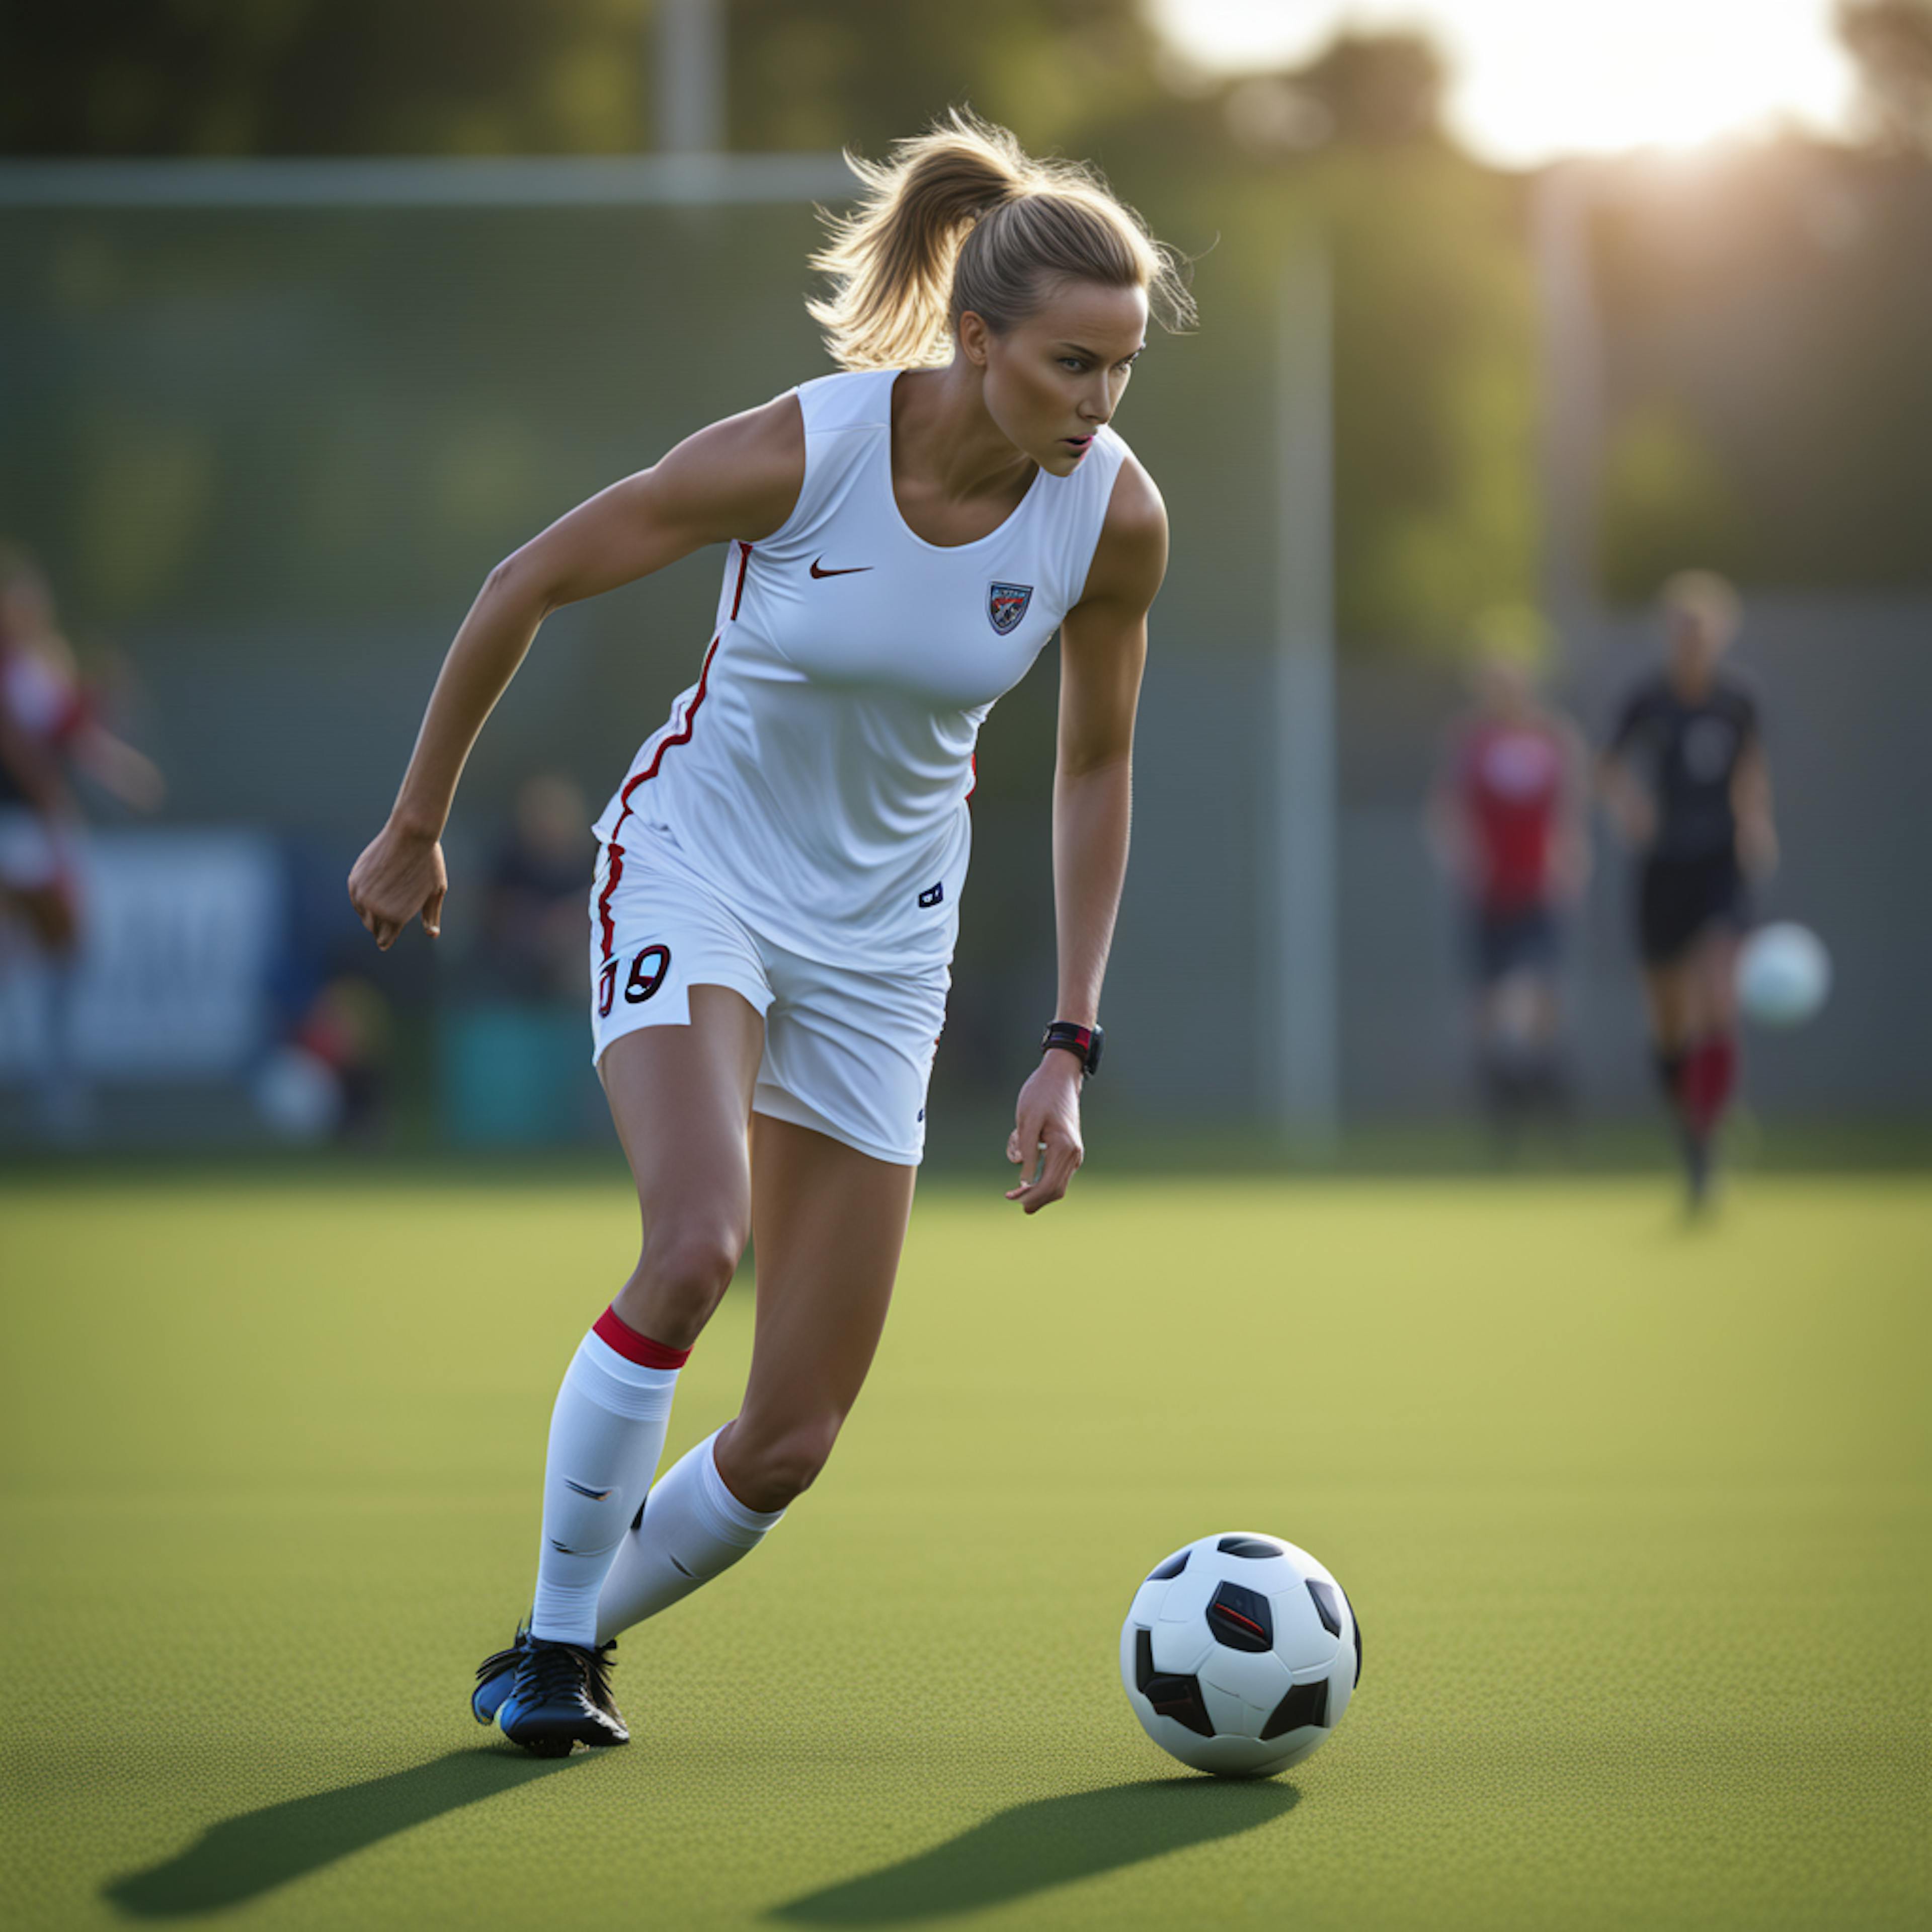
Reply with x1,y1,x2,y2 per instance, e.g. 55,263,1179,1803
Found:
891,363,1035,509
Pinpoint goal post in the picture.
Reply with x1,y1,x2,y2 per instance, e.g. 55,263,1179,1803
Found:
1268,235,1339,1148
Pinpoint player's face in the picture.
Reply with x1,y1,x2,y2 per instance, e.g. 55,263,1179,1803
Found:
971,280,1149,476
1665,604,1734,685
1476,658,1533,718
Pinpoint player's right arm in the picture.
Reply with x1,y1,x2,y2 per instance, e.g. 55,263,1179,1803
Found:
348,396,805,949
1596,690,1656,851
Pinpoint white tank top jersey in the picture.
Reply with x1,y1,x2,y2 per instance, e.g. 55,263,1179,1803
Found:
593,367,1133,972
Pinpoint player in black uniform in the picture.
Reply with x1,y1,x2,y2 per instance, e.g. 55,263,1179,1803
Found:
1599,572,1778,1206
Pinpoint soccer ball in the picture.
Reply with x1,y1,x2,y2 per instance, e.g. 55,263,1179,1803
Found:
1736,921,1831,1029
1120,1533,1360,1778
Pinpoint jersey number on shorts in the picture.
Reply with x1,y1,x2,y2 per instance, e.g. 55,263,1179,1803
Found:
597,944,672,1017
624,945,671,1005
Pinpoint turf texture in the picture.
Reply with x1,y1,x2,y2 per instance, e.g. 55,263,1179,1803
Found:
2,1171,1927,1930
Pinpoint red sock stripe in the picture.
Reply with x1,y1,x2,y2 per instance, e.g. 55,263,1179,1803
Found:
593,1305,691,1370
594,633,721,962
1683,1033,1739,1136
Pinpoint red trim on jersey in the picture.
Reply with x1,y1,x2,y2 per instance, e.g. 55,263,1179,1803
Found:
593,1305,691,1370
595,633,721,960
730,542,752,621
596,844,626,963
965,752,977,804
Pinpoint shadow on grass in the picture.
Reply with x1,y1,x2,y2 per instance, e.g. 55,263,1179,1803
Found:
103,1745,585,1918
770,1776,1299,1924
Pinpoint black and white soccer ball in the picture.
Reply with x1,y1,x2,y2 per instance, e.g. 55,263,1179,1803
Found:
1120,1532,1361,1778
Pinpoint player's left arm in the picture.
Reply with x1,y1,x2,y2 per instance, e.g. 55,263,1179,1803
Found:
1005,456,1167,1214
1597,690,1657,850
1732,705,1778,878
70,719,165,814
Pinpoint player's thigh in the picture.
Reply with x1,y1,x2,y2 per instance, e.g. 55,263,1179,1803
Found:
592,830,776,1244
739,1114,917,1437
600,983,766,1243
1641,960,1694,1045
1688,926,1741,1033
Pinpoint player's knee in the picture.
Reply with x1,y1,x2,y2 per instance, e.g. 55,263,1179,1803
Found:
733,1415,841,1509
631,1218,743,1333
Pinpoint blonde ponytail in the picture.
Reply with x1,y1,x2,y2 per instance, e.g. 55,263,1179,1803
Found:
808,108,1195,371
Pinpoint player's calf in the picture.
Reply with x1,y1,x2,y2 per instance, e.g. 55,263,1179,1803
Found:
717,1412,842,1514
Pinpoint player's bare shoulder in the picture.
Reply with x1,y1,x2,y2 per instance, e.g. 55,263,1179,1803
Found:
1077,451,1169,618
649,390,808,546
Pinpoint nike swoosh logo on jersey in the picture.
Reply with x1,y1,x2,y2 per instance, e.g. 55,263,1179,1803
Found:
810,558,873,578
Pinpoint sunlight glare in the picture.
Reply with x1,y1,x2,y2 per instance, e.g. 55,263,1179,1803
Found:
1153,1,1858,167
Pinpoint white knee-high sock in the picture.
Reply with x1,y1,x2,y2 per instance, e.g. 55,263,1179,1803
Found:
528,1309,687,1646
595,1428,784,1643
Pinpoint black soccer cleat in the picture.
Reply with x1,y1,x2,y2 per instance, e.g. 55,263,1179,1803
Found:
471,1625,532,1726
496,1636,629,1756
473,1623,623,1729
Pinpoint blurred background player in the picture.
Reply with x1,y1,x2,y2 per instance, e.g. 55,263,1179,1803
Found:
1599,571,1778,1208
474,772,595,1005
1426,623,1590,1151
0,543,164,1138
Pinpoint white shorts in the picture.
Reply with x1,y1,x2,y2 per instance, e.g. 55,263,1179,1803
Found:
588,829,947,1167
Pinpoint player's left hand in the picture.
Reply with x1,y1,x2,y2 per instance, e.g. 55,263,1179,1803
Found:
1006,1054,1084,1213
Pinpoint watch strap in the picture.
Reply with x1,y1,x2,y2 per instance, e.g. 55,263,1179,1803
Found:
1040,1021,1103,1077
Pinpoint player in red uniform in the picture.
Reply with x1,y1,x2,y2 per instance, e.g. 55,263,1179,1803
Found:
1599,572,1777,1208
1427,649,1590,1147
0,545,164,1136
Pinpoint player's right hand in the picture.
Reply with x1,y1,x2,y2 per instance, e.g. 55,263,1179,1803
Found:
348,820,448,950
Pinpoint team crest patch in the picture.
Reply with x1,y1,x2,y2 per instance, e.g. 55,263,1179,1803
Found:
988,582,1034,636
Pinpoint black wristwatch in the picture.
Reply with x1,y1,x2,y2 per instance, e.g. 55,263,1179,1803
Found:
1040,1020,1103,1078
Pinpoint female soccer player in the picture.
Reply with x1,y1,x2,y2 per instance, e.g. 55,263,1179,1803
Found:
1425,642,1591,1148
0,544,165,1138
1599,571,1777,1207
348,113,1187,1755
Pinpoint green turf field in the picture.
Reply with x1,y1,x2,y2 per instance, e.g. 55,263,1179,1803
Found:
3,1171,1927,1930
